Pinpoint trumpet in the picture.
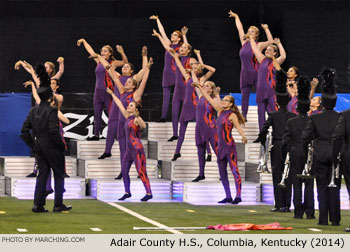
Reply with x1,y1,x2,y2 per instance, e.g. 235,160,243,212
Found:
328,153,341,188
256,132,272,173
297,142,314,179
278,153,290,188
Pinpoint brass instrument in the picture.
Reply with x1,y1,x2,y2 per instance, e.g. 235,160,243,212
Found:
328,153,341,188
278,153,290,188
256,132,272,173
297,142,314,179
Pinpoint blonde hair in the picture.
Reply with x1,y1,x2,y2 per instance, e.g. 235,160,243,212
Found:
45,61,56,77
204,81,217,97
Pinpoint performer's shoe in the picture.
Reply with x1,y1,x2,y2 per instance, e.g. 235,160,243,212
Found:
141,194,153,202
118,193,131,201
63,173,70,178
331,222,340,226
32,205,48,213
86,135,99,141
218,197,233,203
45,189,54,197
53,204,72,212
306,215,316,219
317,222,328,226
98,153,111,159
270,208,282,212
281,207,291,212
192,175,205,182
232,197,242,204
115,173,123,180
156,118,166,123
171,153,181,161
206,154,212,162
344,227,350,232
26,172,37,178
167,136,178,142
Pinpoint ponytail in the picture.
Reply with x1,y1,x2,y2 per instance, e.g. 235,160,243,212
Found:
225,95,245,125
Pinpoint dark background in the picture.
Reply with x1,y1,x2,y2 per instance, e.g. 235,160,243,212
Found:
1,0,349,95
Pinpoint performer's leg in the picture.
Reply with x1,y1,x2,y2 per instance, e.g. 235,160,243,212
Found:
241,86,251,119
208,134,219,156
171,98,181,137
292,175,303,217
267,95,277,113
316,177,329,224
135,150,152,194
121,160,133,194
105,120,118,154
304,177,315,218
161,87,171,119
45,171,53,193
257,100,268,131
271,144,283,209
218,157,232,199
52,169,65,207
93,102,103,136
34,155,50,207
328,178,341,225
228,152,242,198
197,143,206,177
175,121,189,154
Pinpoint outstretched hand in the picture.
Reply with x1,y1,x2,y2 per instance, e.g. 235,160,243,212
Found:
261,24,269,30
228,10,237,18
147,57,154,69
116,45,124,54
191,82,200,88
181,26,188,35
273,38,281,45
152,29,160,37
310,78,319,89
14,61,22,70
142,46,148,56
77,38,84,46
106,88,113,95
215,86,221,94
242,136,248,144
23,81,34,88
57,57,64,63
149,15,159,20
88,53,99,59
194,49,200,55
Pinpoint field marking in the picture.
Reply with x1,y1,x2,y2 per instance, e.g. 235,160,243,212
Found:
90,228,102,232
108,203,183,234
17,228,28,232
308,228,322,232
248,210,257,213
186,209,195,213
0,211,6,214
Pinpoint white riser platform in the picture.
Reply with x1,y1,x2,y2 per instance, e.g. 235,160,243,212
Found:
78,158,158,179
70,139,148,159
148,122,259,143
5,177,86,199
161,160,245,181
180,181,261,205
89,178,175,202
0,156,77,177
262,184,350,210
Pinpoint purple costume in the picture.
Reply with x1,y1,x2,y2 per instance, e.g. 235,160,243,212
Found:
104,76,130,154
308,109,322,116
287,95,298,114
93,61,114,136
118,91,135,169
256,58,277,130
171,55,191,137
239,41,259,119
217,110,242,199
174,77,196,154
195,96,219,176
161,44,180,119
122,116,152,195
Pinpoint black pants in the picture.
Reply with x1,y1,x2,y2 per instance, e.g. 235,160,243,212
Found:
270,141,292,208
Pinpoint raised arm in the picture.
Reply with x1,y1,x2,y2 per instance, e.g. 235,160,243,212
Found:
249,35,265,64
228,10,245,45
15,60,33,74
132,46,149,83
257,24,274,50
274,38,286,65
230,113,247,144
181,26,189,44
150,15,171,45
169,49,190,81
192,82,222,113
309,78,319,100
134,58,153,102
112,45,129,69
77,38,99,63
106,88,128,119
24,81,41,105
191,71,202,98
194,49,216,83
58,110,70,124
52,57,64,80
152,29,172,52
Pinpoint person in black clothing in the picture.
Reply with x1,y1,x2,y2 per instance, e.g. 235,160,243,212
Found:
255,64,296,212
332,108,350,231
21,64,72,213
302,67,340,226
282,76,315,219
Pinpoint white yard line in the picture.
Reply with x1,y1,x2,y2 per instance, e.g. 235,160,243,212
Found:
108,203,183,234
308,228,322,232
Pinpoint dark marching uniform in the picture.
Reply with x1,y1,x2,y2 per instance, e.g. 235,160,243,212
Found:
282,113,315,219
259,108,296,211
21,98,66,211
332,109,350,198
302,110,340,225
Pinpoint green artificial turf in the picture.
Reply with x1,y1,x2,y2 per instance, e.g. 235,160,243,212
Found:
0,197,349,234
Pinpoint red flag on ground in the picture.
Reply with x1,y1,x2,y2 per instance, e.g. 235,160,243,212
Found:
207,222,292,231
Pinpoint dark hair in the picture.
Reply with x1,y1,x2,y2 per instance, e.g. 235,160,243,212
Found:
124,63,135,74
51,78,62,94
290,66,300,80
225,96,245,125
269,44,280,58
